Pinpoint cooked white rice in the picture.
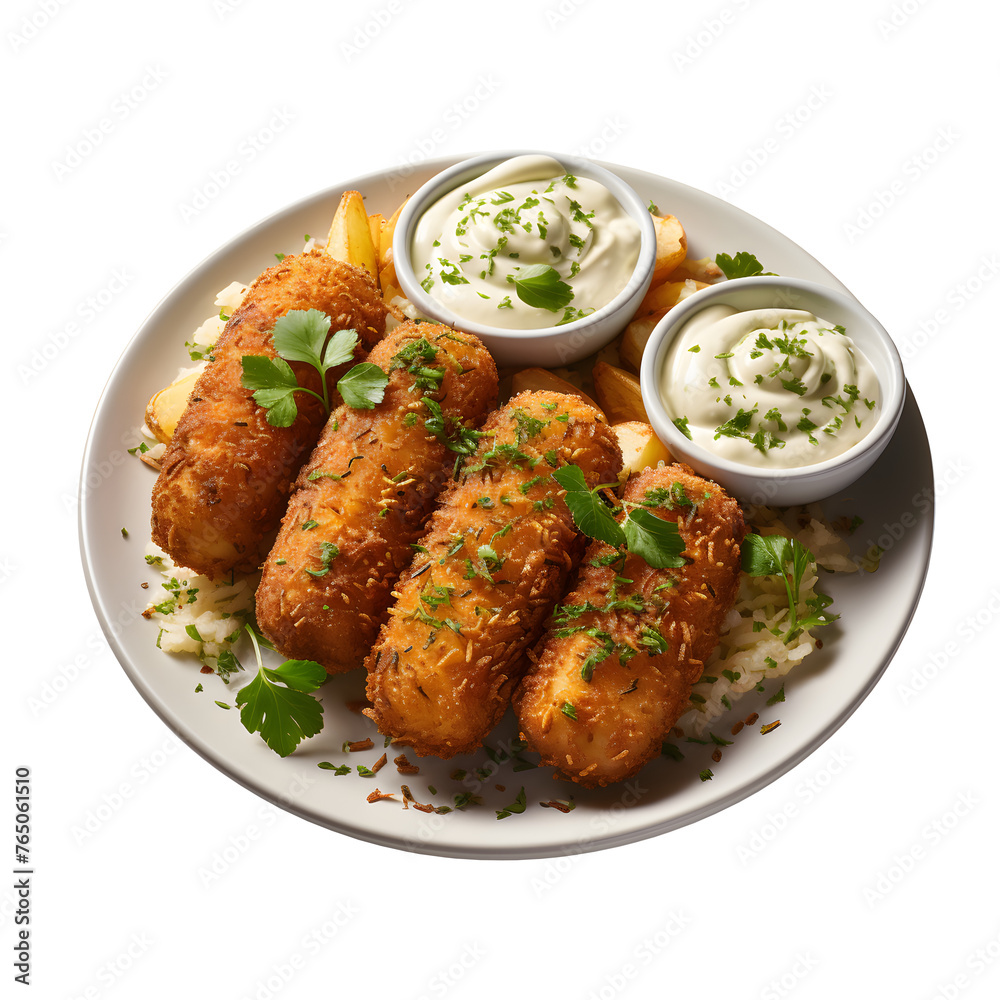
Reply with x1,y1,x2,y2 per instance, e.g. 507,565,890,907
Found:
185,279,249,362
143,544,255,672
136,260,856,737
676,503,856,736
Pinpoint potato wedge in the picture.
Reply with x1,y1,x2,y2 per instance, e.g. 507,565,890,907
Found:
368,213,384,257
381,281,405,308
325,190,378,281
636,278,709,319
670,255,723,283
620,310,668,374
510,367,601,412
378,252,398,300
379,198,408,267
146,368,202,444
592,362,647,423
612,421,672,477
652,214,687,284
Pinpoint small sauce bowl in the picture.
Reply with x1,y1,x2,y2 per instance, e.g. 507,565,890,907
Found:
393,150,656,368
639,276,906,505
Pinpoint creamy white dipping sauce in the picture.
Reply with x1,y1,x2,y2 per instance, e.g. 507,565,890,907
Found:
660,305,881,469
411,155,641,330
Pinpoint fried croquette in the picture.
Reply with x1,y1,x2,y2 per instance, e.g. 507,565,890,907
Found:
513,465,745,788
363,390,623,758
151,251,386,579
255,322,498,673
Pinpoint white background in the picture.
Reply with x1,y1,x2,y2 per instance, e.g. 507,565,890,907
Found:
7,0,997,997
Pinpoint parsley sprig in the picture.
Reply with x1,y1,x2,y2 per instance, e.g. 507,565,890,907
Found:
233,626,327,757
715,252,777,279
741,534,839,642
551,465,686,569
240,309,388,426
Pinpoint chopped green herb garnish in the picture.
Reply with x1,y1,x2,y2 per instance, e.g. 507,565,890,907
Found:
319,762,346,773
496,787,527,820
305,541,340,578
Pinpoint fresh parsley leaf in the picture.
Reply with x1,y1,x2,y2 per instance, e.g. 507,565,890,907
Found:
555,464,691,571
715,252,777,279
241,310,361,425
235,658,326,757
337,362,388,409
780,375,808,396
740,532,791,577
507,264,574,311
240,355,301,427
621,508,686,569
551,465,625,549
272,309,333,367
265,658,327,691
740,533,839,642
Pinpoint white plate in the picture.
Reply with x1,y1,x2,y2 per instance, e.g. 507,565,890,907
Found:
79,156,933,860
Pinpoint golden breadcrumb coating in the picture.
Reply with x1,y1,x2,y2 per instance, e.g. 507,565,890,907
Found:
151,251,386,579
255,322,498,673
513,465,745,787
364,390,623,758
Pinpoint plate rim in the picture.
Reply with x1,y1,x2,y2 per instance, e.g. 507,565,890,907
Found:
78,153,935,860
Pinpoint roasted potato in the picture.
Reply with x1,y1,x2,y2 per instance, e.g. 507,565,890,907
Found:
379,199,406,266
592,362,648,423
325,190,379,281
611,420,671,476
652,213,687,284
145,368,202,444
669,255,724,283
620,311,668,373
636,278,709,319
367,212,384,257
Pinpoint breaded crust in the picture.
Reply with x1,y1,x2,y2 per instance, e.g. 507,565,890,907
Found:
150,251,386,579
255,322,499,674
512,465,745,788
363,390,623,758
